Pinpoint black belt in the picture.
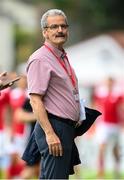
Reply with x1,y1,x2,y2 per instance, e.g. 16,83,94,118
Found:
47,112,77,128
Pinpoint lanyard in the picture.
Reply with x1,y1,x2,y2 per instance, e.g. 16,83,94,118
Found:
44,44,76,88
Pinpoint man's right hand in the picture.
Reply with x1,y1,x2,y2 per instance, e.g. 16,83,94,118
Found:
46,132,63,157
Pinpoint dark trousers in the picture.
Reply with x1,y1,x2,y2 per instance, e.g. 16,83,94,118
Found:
34,115,77,179
22,108,101,179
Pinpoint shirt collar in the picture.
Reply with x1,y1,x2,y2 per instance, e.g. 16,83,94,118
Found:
44,42,66,59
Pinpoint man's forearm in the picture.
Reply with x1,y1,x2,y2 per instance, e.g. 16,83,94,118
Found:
29,94,63,157
30,94,55,135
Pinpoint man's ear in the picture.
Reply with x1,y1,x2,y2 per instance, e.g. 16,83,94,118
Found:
42,29,47,39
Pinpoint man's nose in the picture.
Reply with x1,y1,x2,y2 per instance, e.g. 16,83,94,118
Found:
58,26,63,31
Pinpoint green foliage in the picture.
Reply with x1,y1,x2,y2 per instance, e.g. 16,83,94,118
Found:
15,27,35,47
14,26,37,65
15,0,124,62
19,0,124,39
52,0,124,38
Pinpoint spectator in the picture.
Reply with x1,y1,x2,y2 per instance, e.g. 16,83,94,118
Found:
15,97,40,179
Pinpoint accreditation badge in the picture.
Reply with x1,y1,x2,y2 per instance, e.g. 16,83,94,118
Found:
79,99,86,121
73,88,79,102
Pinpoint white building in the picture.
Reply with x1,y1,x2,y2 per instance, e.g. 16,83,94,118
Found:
66,35,124,86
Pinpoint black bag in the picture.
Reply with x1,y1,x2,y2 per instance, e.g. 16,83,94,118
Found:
75,107,102,136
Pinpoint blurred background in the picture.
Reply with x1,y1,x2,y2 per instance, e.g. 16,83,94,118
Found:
0,0,124,179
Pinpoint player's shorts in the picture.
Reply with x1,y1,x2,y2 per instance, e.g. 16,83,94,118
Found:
95,122,120,145
0,130,11,169
0,130,11,156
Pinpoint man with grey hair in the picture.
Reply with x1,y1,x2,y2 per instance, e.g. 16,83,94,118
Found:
40,9,68,31
23,8,100,179
25,8,81,179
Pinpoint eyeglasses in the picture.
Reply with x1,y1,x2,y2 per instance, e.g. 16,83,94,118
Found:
45,24,69,30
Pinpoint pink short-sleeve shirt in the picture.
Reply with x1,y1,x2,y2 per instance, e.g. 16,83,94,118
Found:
27,42,80,121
